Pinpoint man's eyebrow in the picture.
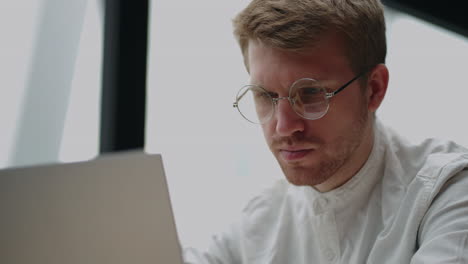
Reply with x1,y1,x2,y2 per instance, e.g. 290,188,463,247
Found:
249,81,268,89
248,79,261,86
251,83,279,96
311,79,340,89
249,78,338,91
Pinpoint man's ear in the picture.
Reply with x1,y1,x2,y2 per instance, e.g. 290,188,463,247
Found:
366,64,389,112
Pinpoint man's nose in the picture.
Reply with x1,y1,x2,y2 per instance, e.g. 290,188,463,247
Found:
274,98,305,137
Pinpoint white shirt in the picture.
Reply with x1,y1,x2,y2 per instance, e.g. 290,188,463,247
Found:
184,120,468,263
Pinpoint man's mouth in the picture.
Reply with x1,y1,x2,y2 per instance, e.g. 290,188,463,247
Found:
279,149,313,161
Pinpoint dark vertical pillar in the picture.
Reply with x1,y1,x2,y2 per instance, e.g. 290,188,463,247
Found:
382,0,468,38
100,0,149,153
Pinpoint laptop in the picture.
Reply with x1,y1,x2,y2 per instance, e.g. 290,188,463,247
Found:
0,151,184,264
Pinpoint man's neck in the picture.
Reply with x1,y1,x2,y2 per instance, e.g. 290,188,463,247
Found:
314,120,376,193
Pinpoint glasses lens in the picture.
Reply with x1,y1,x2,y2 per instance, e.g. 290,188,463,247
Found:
291,79,329,120
236,85,274,124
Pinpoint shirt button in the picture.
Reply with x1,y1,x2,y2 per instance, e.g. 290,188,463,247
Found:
324,248,336,262
313,197,329,214
319,197,329,206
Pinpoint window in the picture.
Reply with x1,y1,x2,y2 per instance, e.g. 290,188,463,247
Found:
0,0,102,169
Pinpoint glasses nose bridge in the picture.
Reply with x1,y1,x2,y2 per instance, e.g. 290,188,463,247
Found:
272,96,298,120
272,96,295,107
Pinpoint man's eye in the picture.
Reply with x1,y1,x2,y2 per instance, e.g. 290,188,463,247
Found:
252,91,271,100
253,90,276,98
267,92,278,98
299,87,322,95
296,87,325,104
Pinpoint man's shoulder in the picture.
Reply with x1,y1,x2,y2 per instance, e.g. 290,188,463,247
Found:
394,136,468,185
380,123,468,216
379,120,468,183
379,121,468,210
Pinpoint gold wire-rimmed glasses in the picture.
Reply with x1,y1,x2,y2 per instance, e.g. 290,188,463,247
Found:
233,71,367,124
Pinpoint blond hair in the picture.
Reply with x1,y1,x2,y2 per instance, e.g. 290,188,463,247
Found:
233,0,387,74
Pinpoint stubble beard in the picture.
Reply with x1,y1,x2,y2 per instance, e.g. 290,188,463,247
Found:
277,106,370,187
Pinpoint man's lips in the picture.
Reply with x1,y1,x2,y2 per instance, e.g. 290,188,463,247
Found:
279,148,314,161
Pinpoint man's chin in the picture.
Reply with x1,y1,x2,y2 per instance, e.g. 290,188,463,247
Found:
281,165,329,187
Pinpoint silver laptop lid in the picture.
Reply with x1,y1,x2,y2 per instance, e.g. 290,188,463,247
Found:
0,151,183,264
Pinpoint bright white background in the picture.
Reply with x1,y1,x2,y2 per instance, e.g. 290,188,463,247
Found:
1,0,467,251
0,0,101,167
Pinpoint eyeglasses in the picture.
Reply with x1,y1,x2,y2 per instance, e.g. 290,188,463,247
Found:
233,71,367,124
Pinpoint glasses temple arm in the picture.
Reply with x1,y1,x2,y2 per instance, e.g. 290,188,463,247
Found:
233,87,250,107
331,70,367,97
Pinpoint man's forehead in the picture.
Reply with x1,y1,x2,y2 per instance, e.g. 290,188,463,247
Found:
247,39,352,89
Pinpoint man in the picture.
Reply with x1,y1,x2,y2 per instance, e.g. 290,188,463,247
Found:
185,0,468,263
